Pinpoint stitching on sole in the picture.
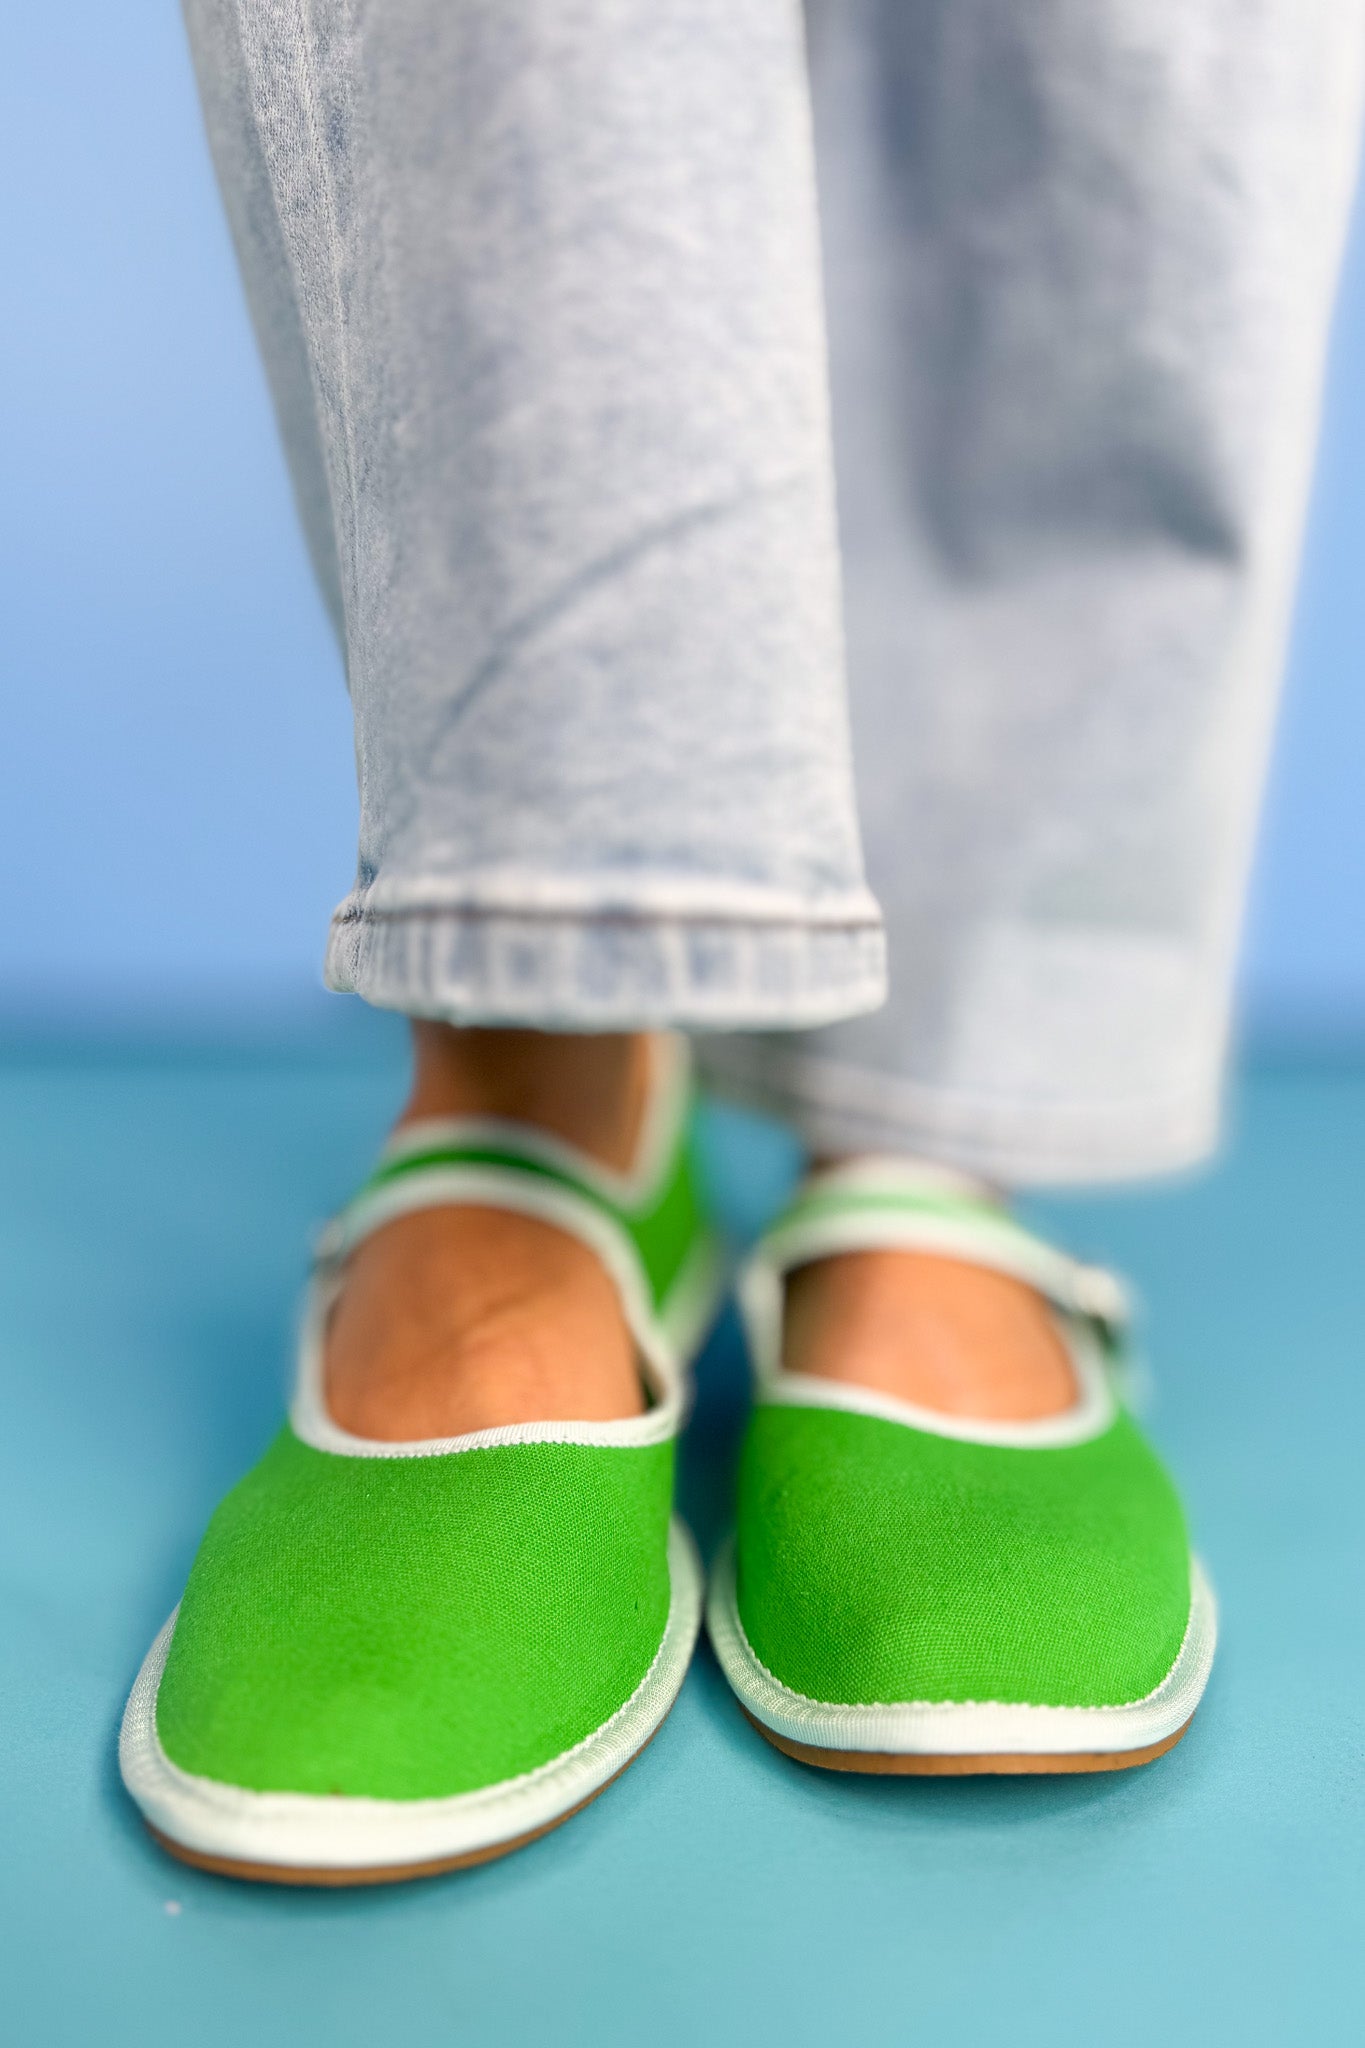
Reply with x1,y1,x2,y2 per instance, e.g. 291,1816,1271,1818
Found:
705,1537,1216,1758
123,1521,702,1873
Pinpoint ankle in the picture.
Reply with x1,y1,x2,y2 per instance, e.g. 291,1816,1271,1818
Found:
401,1024,654,1171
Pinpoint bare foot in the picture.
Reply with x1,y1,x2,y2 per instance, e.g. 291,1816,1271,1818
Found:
324,1028,653,1440
783,1207,1077,1423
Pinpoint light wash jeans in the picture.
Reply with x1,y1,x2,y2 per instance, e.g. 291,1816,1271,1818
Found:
184,0,1365,1183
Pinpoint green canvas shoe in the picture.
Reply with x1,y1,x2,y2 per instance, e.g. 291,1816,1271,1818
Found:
707,1160,1216,1775
121,1039,724,1883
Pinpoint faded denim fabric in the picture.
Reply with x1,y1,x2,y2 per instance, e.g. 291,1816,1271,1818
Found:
185,0,1364,1182
184,0,884,1034
705,0,1365,1180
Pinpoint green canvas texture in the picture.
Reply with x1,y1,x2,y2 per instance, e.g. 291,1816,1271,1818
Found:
157,1430,675,1798
735,1405,1191,1709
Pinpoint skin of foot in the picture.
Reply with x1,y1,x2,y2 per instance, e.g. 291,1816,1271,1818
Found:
324,1027,651,1440
783,1240,1078,1423
326,1028,1076,1436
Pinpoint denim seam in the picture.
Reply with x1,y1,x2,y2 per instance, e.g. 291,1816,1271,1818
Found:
324,903,889,1031
331,904,885,934
288,0,363,654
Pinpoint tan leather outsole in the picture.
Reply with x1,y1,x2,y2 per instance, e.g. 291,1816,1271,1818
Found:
145,1741,650,1888
742,1705,1194,1776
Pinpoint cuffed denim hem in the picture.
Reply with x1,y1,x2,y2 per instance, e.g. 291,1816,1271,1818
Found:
324,904,887,1032
696,1039,1222,1188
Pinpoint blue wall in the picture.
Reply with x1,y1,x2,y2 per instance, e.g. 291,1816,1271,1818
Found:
4,9,1363,1035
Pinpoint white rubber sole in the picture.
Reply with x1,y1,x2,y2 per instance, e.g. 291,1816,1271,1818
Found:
706,1536,1217,1765
121,1519,703,1880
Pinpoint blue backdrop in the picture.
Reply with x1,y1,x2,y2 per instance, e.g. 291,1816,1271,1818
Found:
4,18,1364,2047
4,6,1363,1035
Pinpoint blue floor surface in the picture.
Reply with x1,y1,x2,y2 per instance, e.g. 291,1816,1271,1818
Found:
2,1040,1362,2046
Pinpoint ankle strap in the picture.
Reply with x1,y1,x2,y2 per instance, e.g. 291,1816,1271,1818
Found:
736,1160,1131,1449
316,1036,696,1263
754,1159,1129,1334
311,1034,724,1369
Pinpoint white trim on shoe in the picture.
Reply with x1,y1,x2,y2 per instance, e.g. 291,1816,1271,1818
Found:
735,1157,1126,1451
122,1036,722,1878
757,1158,1130,1327
292,1030,725,1461
121,1521,703,1875
292,1168,687,1459
706,1537,1216,1759
742,1259,1117,1450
